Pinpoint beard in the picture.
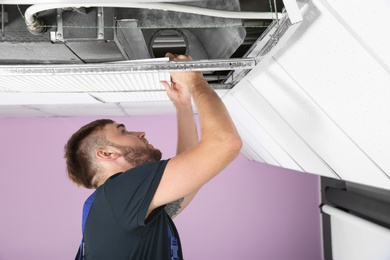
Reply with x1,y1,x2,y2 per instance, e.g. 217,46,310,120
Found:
113,144,162,167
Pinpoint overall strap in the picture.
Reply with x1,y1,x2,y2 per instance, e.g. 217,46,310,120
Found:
82,190,98,233
168,224,179,260
76,190,98,260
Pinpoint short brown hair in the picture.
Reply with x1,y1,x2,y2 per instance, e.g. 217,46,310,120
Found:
64,119,114,188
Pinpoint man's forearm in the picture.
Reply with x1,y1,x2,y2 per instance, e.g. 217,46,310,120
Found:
175,103,198,154
168,92,199,218
190,79,240,145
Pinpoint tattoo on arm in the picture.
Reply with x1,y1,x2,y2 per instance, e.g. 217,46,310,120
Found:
165,198,184,218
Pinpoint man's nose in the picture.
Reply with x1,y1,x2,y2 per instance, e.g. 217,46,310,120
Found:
135,132,145,139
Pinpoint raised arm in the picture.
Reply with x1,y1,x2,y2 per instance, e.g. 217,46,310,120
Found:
164,76,199,154
148,53,242,216
163,73,199,218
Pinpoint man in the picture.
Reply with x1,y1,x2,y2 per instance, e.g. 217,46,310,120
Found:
64,53,242,259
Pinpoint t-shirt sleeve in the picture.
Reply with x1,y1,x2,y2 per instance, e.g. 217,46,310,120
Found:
101,160,169,231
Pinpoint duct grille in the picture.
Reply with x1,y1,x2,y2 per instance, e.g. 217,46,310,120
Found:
1,72,170,102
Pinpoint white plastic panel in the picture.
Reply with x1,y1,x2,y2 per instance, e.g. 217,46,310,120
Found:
315,0,390,178
247,56,390,187
227,74,338,178
267,0,390,188
324,0,390,70
223,0,390,189
224,94,289,167
323,205,390,260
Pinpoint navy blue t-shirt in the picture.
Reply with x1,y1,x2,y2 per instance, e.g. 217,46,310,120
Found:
83,160,183,259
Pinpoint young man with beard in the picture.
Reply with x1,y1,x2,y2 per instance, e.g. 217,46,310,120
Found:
64,53,242,260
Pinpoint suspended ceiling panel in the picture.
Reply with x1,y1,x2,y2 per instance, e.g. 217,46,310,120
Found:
0,105,53,117
0,103,126,117
225,0,390,190
324,0,390,70
0,93,100,105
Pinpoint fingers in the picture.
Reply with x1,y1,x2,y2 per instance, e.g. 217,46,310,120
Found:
165,52,192,61
165,52,175,60
160,80,172,91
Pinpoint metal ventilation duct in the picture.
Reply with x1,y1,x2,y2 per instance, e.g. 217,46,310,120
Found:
0,2,300,105
119,0,247,60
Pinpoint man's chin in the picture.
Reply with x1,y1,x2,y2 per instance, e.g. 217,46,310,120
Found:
152,148,163,161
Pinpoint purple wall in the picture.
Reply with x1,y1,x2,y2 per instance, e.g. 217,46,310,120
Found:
0,116,321,260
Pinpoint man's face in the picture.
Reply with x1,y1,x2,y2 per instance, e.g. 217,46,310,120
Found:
103,123,162,166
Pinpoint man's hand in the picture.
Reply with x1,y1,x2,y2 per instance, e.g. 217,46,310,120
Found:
160,53,206,96
161,78,192,107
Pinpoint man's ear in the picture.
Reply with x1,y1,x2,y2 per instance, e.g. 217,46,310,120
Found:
96,147,121,161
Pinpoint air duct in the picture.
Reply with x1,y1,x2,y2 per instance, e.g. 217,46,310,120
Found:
117,0,247,60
